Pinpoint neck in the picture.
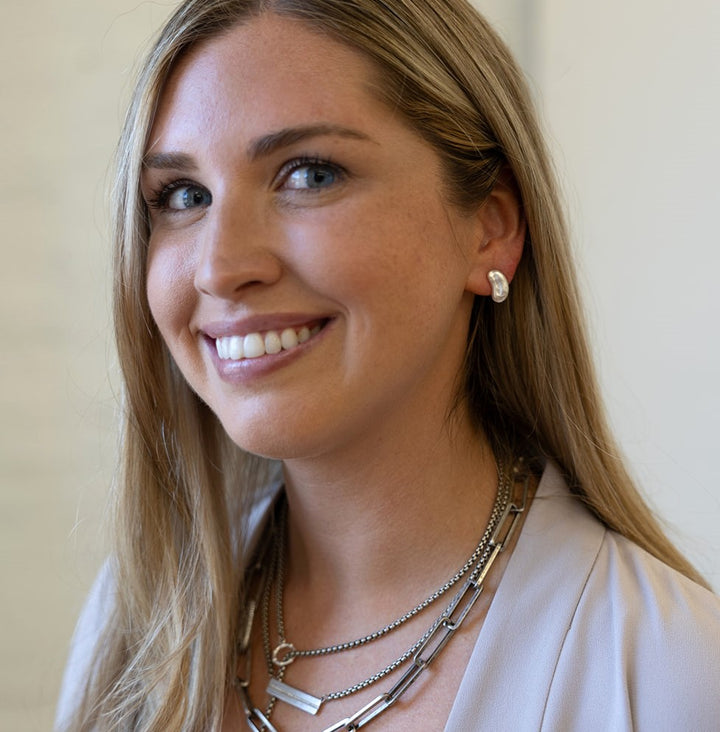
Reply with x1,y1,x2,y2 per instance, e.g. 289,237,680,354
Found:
279,408,500,630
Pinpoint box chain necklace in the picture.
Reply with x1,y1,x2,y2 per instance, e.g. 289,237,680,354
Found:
234,459,531,731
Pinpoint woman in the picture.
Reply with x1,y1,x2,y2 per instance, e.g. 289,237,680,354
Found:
57,0,720,730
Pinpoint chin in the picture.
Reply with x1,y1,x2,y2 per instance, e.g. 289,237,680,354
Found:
218,414,325,462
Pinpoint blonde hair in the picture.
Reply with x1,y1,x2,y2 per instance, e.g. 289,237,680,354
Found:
69,0,706,729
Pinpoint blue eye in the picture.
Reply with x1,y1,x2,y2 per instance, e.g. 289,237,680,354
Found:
285,163,340,190
165,184,212,210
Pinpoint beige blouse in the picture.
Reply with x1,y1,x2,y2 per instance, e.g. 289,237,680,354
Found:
57,463,720,730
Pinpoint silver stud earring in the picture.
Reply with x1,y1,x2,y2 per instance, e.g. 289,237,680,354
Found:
487,270,509,303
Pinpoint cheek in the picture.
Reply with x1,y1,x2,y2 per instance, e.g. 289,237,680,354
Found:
146,242,196,340
289,194,451,296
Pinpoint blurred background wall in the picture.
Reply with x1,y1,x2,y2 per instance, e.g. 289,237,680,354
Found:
1,0,718,728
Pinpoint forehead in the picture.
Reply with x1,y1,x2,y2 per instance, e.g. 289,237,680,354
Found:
147,14,385,152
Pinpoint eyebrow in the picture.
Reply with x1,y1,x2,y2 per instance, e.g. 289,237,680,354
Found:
142,151,197,171
247,124,375,160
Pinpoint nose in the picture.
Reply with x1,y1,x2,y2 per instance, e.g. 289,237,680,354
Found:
194,200,283,299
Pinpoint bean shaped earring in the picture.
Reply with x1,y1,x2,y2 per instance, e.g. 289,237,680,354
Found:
487,270,509,303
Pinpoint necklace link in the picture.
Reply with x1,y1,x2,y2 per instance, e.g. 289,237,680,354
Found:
323,692,392,732
235,682,279,732
271,641,297,668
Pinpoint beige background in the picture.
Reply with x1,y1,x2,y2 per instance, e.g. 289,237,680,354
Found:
1,1,718,729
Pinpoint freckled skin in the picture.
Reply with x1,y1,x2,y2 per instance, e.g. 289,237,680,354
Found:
141,18,532,730
143,15,487,464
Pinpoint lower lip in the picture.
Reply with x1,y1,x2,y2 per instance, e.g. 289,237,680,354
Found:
206,321,332,384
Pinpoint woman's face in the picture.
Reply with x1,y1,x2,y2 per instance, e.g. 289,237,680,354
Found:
143,14,488,461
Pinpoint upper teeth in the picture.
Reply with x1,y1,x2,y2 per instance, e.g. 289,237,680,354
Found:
216,324,320,360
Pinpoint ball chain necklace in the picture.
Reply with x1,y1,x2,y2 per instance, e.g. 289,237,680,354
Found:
234,460,531,731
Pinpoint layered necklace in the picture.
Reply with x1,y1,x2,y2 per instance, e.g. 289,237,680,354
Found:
234,460,531,731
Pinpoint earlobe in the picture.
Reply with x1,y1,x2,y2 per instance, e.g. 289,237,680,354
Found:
464,175,525,299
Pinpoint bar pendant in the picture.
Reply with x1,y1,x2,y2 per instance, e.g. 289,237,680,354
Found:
267,677,323,715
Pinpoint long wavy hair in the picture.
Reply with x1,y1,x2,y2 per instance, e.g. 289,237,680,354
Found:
67,0,706,729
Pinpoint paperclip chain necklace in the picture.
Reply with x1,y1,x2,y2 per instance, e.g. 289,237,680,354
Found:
234,460,530,731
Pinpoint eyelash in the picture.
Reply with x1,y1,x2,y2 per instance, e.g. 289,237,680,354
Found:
144,178,202,211
276,155,346,188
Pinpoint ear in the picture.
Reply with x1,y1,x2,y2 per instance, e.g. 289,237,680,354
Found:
464,172,525,297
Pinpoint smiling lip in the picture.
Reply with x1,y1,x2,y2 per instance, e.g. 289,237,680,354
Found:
202,315,330,373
